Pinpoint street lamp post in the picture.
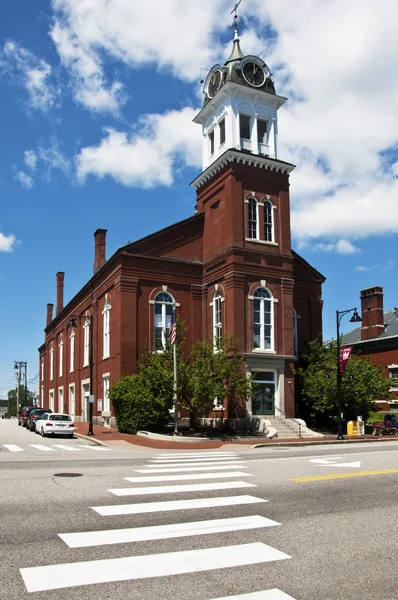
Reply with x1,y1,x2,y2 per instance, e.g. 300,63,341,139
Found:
68,314,94,436
336,307,362,440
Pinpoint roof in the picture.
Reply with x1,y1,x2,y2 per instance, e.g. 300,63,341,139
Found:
341,308,398,346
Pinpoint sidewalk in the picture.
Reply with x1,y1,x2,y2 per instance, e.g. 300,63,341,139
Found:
73,421,398,450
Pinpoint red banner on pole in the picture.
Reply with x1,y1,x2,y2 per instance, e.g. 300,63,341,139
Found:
339,346,353,375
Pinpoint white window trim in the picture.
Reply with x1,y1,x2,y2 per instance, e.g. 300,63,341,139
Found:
154,292,175,352
40,358,44,382
69,383,76,417
58,386,64,413
49,389,55,412
49,346,54,381
245,238,278,246
103,373,111,413
59,338,64,378
70,330,75,373
102,297,111,360
251,288,276,352
83,318,90,367
247,197,259,240
212,291,223,351
263,199,274,243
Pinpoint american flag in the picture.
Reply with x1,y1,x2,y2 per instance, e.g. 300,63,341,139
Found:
168,308,177,345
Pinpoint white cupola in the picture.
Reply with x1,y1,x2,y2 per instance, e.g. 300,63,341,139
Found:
193,30,287,171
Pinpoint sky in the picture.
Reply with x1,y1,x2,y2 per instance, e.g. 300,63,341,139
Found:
1,0,398,398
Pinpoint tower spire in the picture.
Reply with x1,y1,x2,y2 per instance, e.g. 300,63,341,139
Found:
226,0,244,63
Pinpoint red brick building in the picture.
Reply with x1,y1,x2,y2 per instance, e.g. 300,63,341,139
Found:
38,33,325,427
341,286,398,403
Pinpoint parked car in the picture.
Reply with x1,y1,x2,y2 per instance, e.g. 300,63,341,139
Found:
18,406,36,427
35,413,75,438
26,408,52,432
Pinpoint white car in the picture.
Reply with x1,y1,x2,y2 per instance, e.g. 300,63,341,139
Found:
35,413,75,438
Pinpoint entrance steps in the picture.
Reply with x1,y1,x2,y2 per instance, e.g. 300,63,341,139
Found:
265,416,324,439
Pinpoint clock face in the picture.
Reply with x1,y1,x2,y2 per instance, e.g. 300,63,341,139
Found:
242,62,265,87
207,70,222,98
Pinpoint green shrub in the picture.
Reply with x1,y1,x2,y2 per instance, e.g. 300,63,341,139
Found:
108,375,171,434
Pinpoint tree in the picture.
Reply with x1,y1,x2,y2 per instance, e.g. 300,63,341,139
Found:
295,339,393,423
218,336,254,418
7,386,36,417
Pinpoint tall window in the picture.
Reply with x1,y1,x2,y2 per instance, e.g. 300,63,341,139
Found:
70,330,75,373
213,291,222,350
49,346,54,381
103,375,110,412
219,118,226,146
59,337,63,377
58,387,63,413
40,358,44,382
209,129,215,155
83,317,90,366
253,287,273,351
103,297,111,359
154,292,174,351
248,197,258,239
257,119,267,144
69,384,75,417
239,114,251,140
49,390,54,412
264,200,273,242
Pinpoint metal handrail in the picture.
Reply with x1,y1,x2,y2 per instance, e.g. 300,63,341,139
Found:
274,406,302,437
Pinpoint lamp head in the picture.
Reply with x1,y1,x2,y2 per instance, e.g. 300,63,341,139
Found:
349,309,362,323
67,317,78,329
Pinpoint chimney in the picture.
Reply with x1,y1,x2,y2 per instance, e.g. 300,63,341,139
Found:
56,272,65,315
360,286,384,341
46,303,54,327
93,229,107,274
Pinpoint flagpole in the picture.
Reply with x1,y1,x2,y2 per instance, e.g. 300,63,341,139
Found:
173,340,178,435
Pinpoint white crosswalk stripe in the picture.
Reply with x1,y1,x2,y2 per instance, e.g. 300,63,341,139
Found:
109,481,256,496
92,494,267,516
212,591,296,600
150,456,240,463
20,542,291,593
29,445,56,452
19,450,295,597
156,452,239,458
59,515,281,548
2,444,24,452
124,471,253,483
136,464,247,473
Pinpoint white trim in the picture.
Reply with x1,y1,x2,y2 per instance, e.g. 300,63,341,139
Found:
245,238,278,246
58,386,64,413
69,383,76,419
83,318,90,367
69,330,75,373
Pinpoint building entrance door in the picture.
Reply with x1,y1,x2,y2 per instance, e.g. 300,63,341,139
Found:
82,384,90,421
252,372,275,415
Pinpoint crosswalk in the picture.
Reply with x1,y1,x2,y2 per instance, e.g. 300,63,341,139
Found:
1,443,110,453
19,450,297,598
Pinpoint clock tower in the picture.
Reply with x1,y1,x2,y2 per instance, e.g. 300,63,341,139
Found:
190,23,302,419
193,29,287,170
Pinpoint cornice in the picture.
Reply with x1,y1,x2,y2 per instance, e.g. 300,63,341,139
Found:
190,149,295,191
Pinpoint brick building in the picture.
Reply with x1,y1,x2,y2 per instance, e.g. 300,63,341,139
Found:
341,286,398,402
38,32,325,426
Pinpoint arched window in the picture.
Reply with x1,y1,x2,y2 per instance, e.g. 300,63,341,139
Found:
253,287,273,351
248,197,258,239
49,346,54,381
213,291,222,350
69,330,75,373
103,296,111,359
264,200,273,242
154,292,174,351
59,337,63,377
83,317,90,366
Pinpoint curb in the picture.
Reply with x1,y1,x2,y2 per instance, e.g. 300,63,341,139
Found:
74,433,109,447
251,437,398,448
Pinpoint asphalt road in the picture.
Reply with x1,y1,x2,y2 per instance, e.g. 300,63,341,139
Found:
1,419,398,600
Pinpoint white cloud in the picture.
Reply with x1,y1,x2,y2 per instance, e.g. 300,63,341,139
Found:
313,239,359,254
242,0,398,245
76,107,201,188
15,170,34,189
0,232,17,252
0,41,59,112
49,0,226,113
37,140,71,180
24,150,37,170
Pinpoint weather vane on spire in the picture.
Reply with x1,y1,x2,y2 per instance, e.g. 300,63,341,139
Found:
230,0,245,36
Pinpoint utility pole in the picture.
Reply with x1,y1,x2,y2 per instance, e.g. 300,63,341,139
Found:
14,361,28,409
